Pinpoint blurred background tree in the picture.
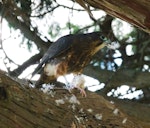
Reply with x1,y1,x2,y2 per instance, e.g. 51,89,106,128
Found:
0,0,150,104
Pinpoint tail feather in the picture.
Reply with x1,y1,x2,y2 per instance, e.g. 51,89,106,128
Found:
31,55,49,78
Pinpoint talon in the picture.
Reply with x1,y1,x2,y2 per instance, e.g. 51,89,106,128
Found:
79,88,86,97
71,74,86,97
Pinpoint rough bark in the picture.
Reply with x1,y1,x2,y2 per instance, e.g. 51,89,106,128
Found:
0,70,147,128
77,0,150,33
106,97,150,128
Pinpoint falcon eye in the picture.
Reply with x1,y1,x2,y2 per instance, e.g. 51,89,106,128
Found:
100,35,106,41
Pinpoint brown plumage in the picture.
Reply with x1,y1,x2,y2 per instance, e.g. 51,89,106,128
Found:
32,32,107,94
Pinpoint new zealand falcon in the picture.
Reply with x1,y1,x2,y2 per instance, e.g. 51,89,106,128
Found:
32,32,108,96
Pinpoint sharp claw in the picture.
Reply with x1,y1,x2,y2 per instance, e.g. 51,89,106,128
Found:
80,89,87,97
70,74,86,97
75,86,86,97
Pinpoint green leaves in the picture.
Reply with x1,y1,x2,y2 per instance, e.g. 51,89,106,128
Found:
48,22,61,39
65,22,80,34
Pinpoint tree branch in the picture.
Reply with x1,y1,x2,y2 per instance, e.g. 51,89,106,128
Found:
83,65,150,92
105,96,150,125
0,70,142,128
0,2,50,53
80,0,150,33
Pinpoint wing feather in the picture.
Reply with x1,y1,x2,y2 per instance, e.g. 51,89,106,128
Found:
31,35,73,77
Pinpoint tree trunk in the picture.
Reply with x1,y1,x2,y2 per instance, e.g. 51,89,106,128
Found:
0,70,148,128
77,0,150,33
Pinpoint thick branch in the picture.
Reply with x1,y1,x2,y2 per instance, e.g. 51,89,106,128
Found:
105,96,150,126
83,65,150,90
77,0,150,33
0,70,142,128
